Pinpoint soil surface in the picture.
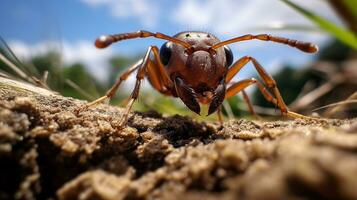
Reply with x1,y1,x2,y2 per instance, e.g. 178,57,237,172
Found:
1,77,357,200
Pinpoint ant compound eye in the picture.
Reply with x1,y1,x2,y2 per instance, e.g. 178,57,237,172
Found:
160,42,172,66
224,45,233,67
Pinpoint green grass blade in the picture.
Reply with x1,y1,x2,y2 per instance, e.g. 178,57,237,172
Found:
342,0,357,18
281,0,357,50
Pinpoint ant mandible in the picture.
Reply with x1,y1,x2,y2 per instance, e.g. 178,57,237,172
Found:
77,30,318,127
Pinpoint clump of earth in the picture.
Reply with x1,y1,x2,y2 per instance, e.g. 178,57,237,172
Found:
1,77,357,200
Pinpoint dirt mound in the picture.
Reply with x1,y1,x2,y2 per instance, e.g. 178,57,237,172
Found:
1,78,357,200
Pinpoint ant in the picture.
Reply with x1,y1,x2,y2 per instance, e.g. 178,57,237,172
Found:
77,30,318,127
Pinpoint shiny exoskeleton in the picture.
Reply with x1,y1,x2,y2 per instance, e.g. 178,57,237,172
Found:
79,30,318,127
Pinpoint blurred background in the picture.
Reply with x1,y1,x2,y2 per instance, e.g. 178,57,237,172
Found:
0,0,356,119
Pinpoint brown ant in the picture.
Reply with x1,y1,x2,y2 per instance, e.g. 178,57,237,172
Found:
77,30,318,127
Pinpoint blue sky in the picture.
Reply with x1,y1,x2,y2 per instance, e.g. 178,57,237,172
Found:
0,0,341,82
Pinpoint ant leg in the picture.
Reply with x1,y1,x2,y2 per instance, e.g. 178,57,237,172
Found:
241,89,257,117
225,78,311,119
76,59,143,112
78,45,172,128
78,44,173,114
226,56,313,119
226,56,288,114
146,46,173,91
146,60,173,95
118,46,173,127
227,81,257,117
226,79,275,104
146,59,164,92
217,107,223,126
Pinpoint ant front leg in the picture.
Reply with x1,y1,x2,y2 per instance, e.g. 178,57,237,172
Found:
76,59,142,113
225,78,278,107
77,46,173,128
225,78,309,119
225,56,311,119
226,81,257,116
226,56,287,113
118,46,173,127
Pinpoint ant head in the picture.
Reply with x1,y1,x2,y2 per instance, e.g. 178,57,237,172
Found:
159,32,232,115
159,31,233,69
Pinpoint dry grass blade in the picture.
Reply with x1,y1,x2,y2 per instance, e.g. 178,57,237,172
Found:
290,81,339,111
0,52,32,82
222,101,234,119
42,71,49,84
323,92,357,116
311,99,357,112
0,36,41,77
0,37,51,89
32,76,51,90
0,36,27,69
0,69,12,78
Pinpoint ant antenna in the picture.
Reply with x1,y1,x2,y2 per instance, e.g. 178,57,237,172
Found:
212,34,318,53
95,30,191,49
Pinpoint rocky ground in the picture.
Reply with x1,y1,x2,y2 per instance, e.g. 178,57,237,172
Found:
1,77,357,200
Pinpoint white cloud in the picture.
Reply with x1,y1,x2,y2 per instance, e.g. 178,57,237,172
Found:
80,0,159,27
8,40,114,82
172,0,341,36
